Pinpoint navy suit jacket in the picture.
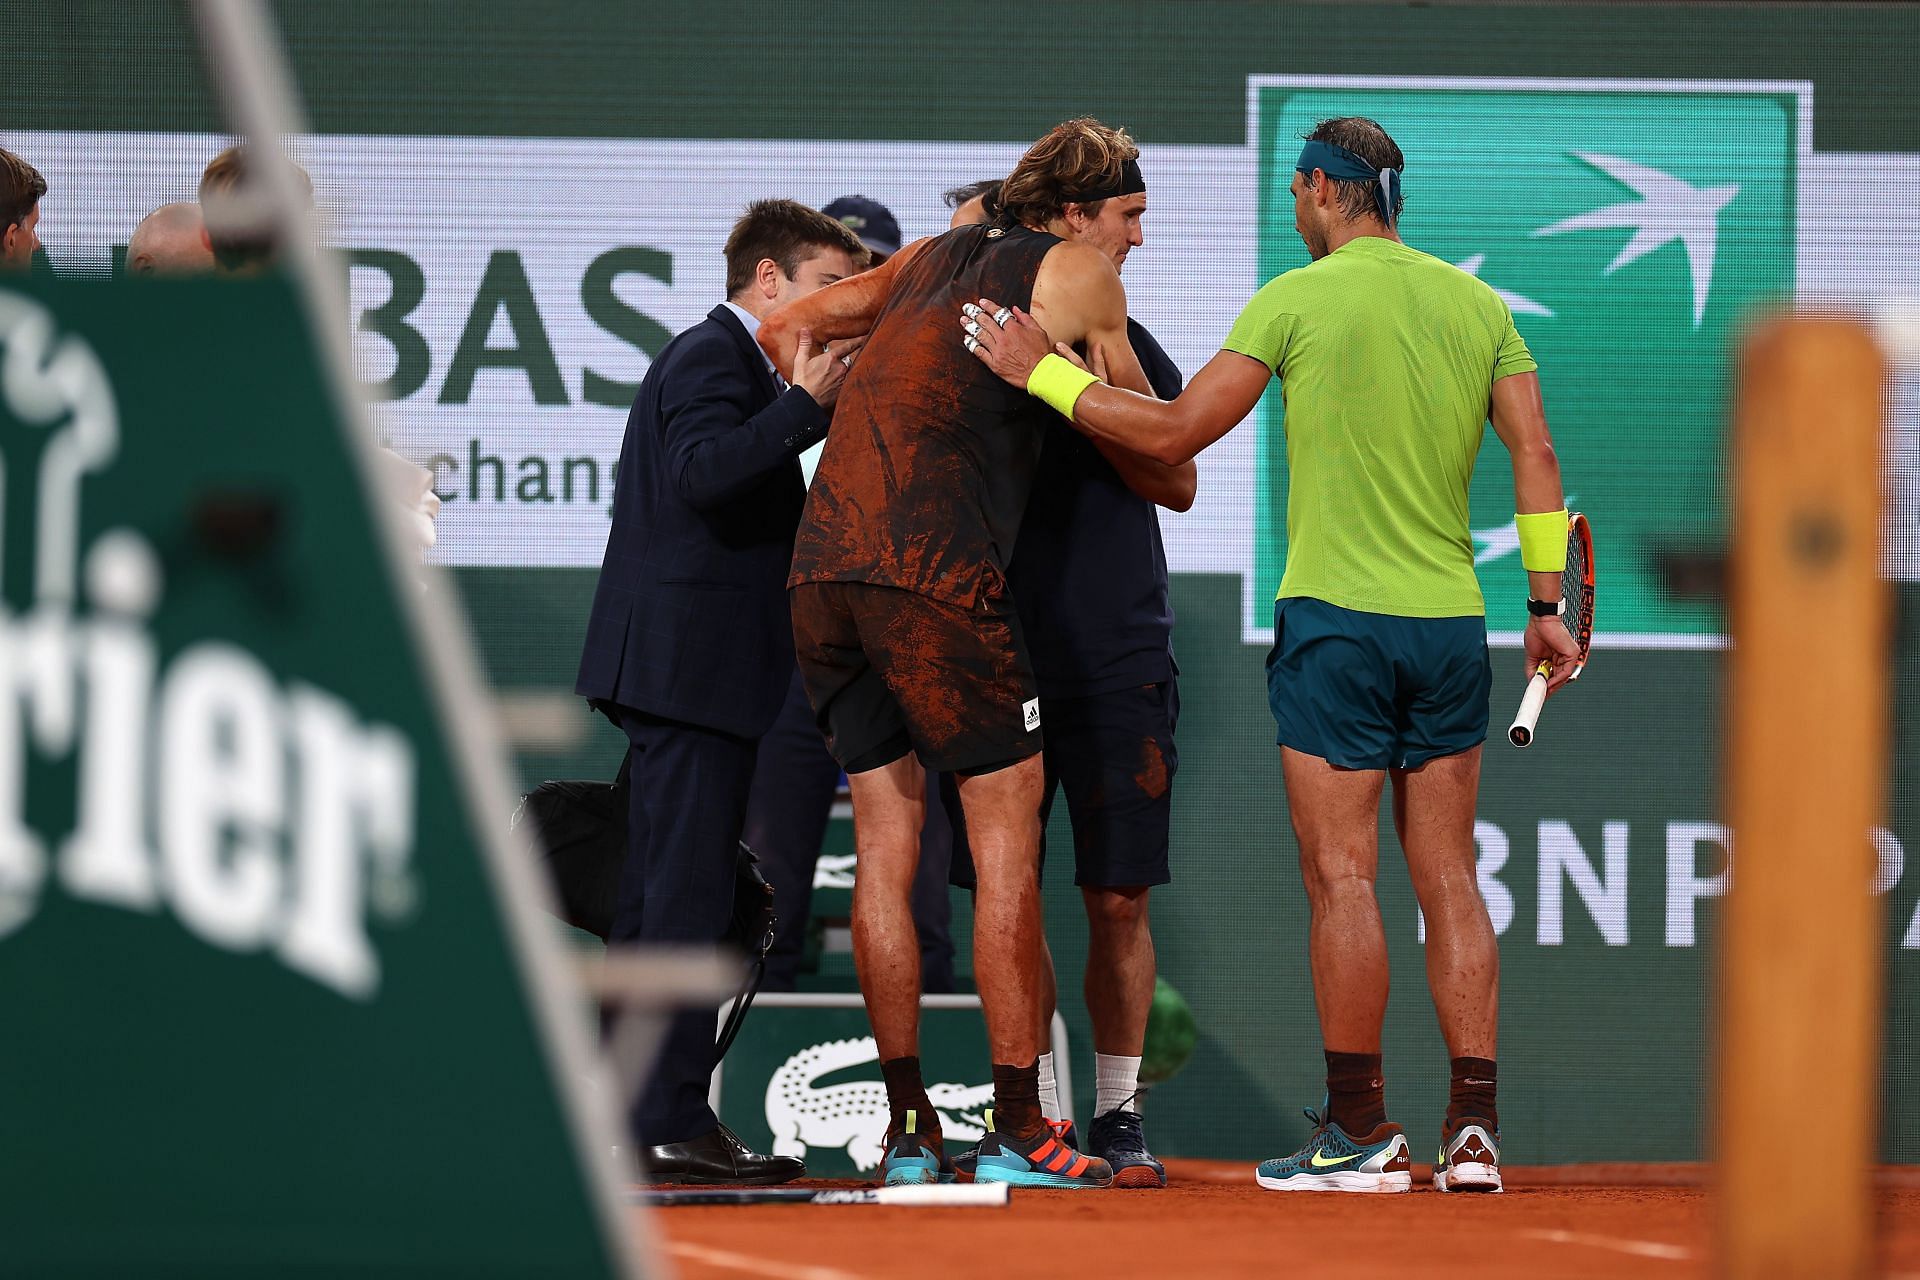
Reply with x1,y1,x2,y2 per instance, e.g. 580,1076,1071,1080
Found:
576,304,830,740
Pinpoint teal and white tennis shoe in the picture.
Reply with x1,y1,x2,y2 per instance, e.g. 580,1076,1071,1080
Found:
1255,1107,1413,1194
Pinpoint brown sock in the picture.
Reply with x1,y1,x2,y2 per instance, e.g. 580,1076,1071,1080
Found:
991,1060,1044,1140
1324,1050,1388,1134
881,1056,936,1138
1447,1057,1497,1132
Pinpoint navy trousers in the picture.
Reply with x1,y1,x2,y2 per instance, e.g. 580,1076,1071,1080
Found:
612,706,759,1146
742,667,956,993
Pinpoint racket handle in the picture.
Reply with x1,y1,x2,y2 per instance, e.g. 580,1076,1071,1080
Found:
1508,662,1551,748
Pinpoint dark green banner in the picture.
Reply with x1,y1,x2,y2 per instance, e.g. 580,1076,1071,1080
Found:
0,278,633,1276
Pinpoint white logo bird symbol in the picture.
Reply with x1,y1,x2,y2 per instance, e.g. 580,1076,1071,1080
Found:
1532,153,1738,328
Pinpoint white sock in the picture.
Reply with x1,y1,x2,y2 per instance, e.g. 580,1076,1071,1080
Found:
1037,1051,1060,1118
1095,1053,1145,1117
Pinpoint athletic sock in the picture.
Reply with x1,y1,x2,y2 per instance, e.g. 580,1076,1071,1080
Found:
1324,1050,1388,1135
1094,1053,1145,1117
1037,1051,1060,1118
1447,1056,1498,1133
880,1056,935,1137
991,1060,1045,1140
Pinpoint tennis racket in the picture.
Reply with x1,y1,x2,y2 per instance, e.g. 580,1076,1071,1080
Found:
1508,510,1594,748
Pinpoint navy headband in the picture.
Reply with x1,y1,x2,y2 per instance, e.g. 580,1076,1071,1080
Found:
1296,139,1401,225
1064,156,1146,203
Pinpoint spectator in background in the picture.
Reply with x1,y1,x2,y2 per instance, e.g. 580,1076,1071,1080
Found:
126,203,215,276
576,199,864,1185
198,144,314,275
0,147,47,273
822,195,901,266
742,193,959,997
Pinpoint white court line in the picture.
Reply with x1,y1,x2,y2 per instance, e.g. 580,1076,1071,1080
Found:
668,1240,865,1280
1519,1228,1697,1263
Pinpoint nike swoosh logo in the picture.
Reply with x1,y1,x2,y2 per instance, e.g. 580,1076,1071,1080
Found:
1309,1150,1362,1169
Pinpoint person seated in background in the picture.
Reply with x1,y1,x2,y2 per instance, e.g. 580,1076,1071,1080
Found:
198,143,314,275
126,202,215,276
0,146,47,273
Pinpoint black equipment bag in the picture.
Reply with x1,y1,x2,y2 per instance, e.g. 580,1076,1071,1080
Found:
510,749,775,1059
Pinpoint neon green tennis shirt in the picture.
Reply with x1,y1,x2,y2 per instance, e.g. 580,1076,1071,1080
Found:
1222,236,1537,618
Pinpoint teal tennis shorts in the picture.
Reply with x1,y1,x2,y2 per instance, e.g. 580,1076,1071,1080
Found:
1266,596,1492,770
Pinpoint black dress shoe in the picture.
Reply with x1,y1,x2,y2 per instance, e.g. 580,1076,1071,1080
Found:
642,1123,806,1186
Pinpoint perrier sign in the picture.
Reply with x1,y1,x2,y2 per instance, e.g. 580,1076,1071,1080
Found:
1249,77,1803,642
0,279,637,1276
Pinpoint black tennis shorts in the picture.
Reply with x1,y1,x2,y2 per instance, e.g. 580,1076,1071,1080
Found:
949,680,1178,889
789,580,1044,776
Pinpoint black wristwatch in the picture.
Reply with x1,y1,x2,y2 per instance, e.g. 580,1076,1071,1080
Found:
1527,598,1565,618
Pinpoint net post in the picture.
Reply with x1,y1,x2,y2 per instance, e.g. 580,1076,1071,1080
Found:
1717,316,1888,1277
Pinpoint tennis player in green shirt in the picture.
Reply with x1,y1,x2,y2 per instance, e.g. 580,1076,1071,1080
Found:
960,116,1580,1195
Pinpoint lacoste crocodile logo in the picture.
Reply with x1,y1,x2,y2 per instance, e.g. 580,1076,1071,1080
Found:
764,1036,994,1171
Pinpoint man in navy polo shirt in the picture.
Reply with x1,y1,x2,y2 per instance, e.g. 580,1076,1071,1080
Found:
948,178,1192,1187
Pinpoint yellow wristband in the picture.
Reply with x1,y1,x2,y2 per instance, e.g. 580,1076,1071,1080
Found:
1025,352,1100,420
1516,508,1570,573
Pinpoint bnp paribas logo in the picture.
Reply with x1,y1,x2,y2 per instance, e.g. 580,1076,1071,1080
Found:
0,292,419,998
1246,77,1807,644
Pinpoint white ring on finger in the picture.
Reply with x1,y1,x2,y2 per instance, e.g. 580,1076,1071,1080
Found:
963,318,981,338
963,335,981,354
992,306,1012,327
840,354,854,368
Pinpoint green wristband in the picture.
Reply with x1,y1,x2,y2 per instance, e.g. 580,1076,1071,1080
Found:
1516,508,1569,573
1025,352,1100,420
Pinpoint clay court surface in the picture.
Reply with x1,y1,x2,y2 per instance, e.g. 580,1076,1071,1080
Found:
647,1160,1920,1279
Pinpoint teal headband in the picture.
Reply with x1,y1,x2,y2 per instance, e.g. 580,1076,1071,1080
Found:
1296,139,1402,225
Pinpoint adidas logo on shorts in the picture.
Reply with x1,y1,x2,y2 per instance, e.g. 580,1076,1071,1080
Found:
1022,698,1041,732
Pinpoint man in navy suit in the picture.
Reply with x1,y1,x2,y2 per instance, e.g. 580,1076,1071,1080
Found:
577,199,865,1184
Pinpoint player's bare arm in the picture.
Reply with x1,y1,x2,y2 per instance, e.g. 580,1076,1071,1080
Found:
758,235,934,376
1488,370,1579,691
1025,243,1198,510
963,296,1269,467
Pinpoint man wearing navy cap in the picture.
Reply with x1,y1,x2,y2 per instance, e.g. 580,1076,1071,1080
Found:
823,195,902,266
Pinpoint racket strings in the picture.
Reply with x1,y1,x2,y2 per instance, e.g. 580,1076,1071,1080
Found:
1558,545,1584,645
1562,521,1595,655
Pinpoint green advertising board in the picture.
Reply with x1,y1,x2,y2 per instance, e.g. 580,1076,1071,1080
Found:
0,279,639,1276
1251,77,1802,642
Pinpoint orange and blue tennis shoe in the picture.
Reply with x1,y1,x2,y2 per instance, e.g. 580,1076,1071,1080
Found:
969,1110,1114,1188
1254,1106,1412,1194
951,1114,1078,1180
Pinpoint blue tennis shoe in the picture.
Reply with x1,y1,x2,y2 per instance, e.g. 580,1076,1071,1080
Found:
1255,1107,1412,1194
